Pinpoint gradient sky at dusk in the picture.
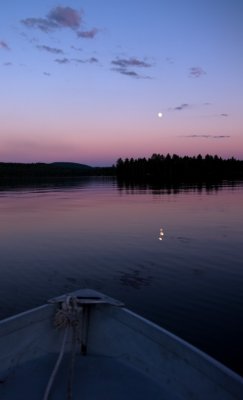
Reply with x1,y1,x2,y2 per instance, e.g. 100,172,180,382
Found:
1,0,243,166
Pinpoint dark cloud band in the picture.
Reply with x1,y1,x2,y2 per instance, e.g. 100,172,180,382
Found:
111,57,152,68
37,45,63,54
183,135,230,139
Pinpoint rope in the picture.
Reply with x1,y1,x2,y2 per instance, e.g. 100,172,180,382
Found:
67,297,80,400
42,296,82,400
67,324,77,400
42,326,69,400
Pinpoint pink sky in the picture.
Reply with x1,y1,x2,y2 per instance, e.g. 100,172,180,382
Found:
0,1,242,165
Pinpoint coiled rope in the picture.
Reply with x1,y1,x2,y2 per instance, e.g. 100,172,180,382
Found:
43,296,82,400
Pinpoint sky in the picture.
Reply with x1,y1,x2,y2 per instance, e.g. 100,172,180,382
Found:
0,0,243,166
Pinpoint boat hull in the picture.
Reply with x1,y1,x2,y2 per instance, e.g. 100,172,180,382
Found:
0,289,242,399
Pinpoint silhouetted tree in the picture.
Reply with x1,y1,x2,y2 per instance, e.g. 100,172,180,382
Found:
116,154,243,182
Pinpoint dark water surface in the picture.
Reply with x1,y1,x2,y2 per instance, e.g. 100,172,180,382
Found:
0,178,243,375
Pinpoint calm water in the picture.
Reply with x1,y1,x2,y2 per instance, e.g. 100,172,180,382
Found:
0,178,243,375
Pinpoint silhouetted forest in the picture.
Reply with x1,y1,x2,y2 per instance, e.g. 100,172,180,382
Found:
116,154,243,182
0,155,243,184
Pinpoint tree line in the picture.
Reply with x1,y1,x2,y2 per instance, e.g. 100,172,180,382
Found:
116,154,243,182
0,155,243,183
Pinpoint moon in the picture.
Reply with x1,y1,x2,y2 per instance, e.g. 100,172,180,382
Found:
158,112,163,118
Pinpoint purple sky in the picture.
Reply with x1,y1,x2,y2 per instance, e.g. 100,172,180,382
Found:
0,0,243,166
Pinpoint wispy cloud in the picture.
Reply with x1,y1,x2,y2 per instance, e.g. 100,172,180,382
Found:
183,134,230,139
169,102,213,112
54,58,70,64
21,6,83,32
111,57,152,68
71,46,82,52
173,103,189,111
53,56,99,66
0,40,10,50
111,57,153,79
113,68,139,77
112,67,152,79
77,28,98,39
37,45,64,54
73,57,99,64
21,18,58,33
201,112,229,119
189,67,206,78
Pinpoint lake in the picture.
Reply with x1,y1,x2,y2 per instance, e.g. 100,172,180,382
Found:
0,178,242,376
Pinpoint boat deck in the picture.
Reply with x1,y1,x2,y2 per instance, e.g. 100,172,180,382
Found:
0,354,181,400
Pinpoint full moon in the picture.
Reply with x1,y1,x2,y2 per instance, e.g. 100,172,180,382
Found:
158,112,163,118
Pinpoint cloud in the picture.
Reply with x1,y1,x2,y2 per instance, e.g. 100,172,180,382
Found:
21,17,58,33
114,68,139,77
72,58,85,64
73,57,99,64
77,28,98,39
37,45,64,54
54,58,70,64
89,57,99,63
170,102,213,112
47,6,82,29
53,57,99,66
173,103,190,111
112,67,151,79
0,40,10,50
21,6,82,32
202,112,229,118
189,67,206,78
111,57,152,68
111,57,153,79
71,46,82,52
3,62,12,66
183,134,230,139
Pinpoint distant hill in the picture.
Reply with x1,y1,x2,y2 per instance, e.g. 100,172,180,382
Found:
0,161,94,180
0,161,115,182
50,162,93,169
